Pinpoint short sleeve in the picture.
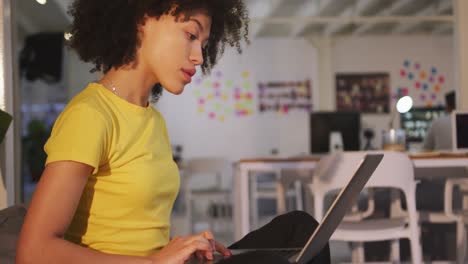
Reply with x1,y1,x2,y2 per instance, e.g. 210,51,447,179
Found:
157,111,172,148
44,104,109,174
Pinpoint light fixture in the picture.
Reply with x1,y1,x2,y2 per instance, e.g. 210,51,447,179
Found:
389,96,414,129
64,32,73,41
396,96,413,114
384,96,413,151
36,0,47,5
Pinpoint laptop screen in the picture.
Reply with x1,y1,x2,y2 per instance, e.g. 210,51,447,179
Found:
295,154,383,264
454,112,468,150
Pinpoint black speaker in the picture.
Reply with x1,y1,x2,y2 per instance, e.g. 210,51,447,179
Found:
20,32,64,83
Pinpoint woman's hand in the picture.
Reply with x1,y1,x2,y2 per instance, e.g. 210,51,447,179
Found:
150,230,231,264
193,230,232,260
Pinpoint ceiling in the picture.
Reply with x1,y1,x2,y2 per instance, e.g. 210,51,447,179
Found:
16,0,70,35
246,0,454,37
15,0,454,38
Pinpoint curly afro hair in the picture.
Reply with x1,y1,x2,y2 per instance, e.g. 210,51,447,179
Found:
67,0,250,102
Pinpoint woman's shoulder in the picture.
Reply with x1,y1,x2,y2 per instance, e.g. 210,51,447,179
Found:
148,106,168,125
59,83,113,124
73,82,120,108
67,83,107,107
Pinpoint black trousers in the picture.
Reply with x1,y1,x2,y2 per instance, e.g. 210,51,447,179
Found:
221,211,331,264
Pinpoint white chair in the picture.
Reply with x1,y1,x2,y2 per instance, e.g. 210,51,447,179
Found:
182,158,232,235
275,153,376,220
0,168,6,210
311,151,423,263
249,169,305,229
437,177,468,263
412,167,468,263
277,169,312,213
249,169,281,228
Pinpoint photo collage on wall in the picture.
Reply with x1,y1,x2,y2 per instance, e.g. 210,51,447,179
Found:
192,70,254,122
336,73,390,113
258,80,313,114
395,60,448,142
396,60,446,107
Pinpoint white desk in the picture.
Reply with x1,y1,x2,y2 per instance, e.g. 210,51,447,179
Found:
233,154,468,240
411,154,468,169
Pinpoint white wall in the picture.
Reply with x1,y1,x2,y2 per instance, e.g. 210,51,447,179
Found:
157,35,454,161
158,38,318,161
64,48,99,98
331,35,454,149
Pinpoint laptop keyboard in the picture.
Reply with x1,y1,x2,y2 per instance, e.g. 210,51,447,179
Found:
261,249,300,258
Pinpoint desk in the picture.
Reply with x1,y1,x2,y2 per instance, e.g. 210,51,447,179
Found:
411,153,468,169
233,153,468,240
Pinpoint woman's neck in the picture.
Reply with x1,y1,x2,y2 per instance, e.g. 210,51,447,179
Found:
99,67,157,107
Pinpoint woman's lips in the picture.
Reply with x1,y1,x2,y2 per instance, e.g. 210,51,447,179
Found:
182,69,196,83
182,70,192,83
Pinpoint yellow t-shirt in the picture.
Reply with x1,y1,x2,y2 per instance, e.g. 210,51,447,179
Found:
44,82,180,256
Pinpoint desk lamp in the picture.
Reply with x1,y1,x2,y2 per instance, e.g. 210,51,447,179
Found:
384,96,413,151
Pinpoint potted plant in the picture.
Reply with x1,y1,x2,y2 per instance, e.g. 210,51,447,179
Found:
22,119,49,182
0,109,12,144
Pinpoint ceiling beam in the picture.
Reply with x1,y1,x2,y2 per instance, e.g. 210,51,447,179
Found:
352,0,417,35
289,0,333,37
323,6,355,36
437,0,453,14
322,0,380,36
432,22,453,35
249,15,453,24
391,0,453,34
392,4,437,34
247,0,285,38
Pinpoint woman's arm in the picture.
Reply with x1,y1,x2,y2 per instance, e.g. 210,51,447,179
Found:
16,161,153,264
16,161,218,264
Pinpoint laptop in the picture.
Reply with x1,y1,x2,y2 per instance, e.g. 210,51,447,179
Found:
186,154,384,264
451,111,468,153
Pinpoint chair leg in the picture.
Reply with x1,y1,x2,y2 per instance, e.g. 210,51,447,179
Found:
276,170,287,215
390,239,400,262
351,242,365,263
250,174,259,229
312,188,324,221
456,220,466,264
208,200,215,233
294,180,303,211
407,192,423,264
276,181,286,215
409,233,423,264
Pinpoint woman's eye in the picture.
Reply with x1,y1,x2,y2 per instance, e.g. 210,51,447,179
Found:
187,32,197,41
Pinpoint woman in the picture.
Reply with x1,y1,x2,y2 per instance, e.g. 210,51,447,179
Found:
16,1,330,263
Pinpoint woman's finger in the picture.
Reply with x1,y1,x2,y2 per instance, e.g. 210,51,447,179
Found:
186,234,211,248
195,251,204,259
183,232,217,261
199,230,216,251
204,249,214,260
214,240,232,256
199,230,215,240
183,239,212,257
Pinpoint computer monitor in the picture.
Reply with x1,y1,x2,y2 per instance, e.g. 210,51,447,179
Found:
310,111,361,153
452,111,468,152
400,107,446,143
